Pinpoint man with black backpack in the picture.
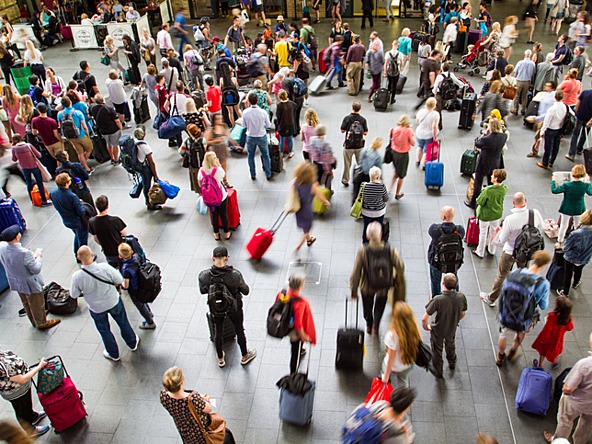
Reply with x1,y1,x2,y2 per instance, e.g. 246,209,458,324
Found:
350,222,406,335
495,251,550,367
73,61,99,101
551,35,572,84
480,192,545,307
55,151,95,209
198,246,257,368
427,206,465,298
340,102,368,187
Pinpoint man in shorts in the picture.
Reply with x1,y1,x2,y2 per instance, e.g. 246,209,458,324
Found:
57,96,93,174
90,95,122,166
31,103,62,160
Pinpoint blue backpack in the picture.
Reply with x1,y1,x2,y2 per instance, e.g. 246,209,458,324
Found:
342,404,384,444
498,270,540,333
118,135,145,175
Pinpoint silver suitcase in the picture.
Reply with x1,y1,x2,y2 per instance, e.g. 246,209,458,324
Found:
308,70,333,96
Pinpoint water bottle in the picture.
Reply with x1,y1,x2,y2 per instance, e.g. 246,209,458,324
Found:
74,177,84,190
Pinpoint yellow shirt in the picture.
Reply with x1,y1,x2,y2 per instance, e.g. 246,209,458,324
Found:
275,41,291,67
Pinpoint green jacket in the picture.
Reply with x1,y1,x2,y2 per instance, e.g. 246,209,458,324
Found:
476,184,508,222
551,180,592,216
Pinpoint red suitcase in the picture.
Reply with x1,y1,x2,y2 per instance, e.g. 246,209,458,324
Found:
246,212,287,260
60,24,72,40
465,216,480,246
38,376,86,432
318,48,329,74
218,188,240,230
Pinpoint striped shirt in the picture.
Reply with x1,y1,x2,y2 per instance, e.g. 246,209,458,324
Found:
361,181,388,217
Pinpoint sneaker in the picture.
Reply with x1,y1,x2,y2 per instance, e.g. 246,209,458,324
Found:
147,204,162,211
557,289,567,297
507,348,518,361
139,321,156,330
103,350,120,361
87,167,95,175
537,162,548,169
573,280,582,289
565,154,574,161
41,201,53,207
240,349,257,365
479,292,496,307
495,352,506,367
32,411,47,426
34,425,50,437
300,346,307,357
428,364,443,379
218,351,226,368
130,335,140,351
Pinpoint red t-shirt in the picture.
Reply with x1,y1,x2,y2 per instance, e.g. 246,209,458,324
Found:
390,126,415,154
275,290,317,345
31,116,59,146
155,84,169,112
206,86,222,113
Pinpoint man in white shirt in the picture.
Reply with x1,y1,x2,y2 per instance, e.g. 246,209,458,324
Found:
168,81,189,115
132,126,161,211
512,50,537,115
537,89,568,169
125,7,141,21
160,59,179,93
70,246,138,361
527,80,557,157
242,93,272,180
480,192,545,306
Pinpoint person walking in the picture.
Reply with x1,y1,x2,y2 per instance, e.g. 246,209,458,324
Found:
88,195,127,268
198,152,231,241
204,114,235,189
480,192,544,306
340,102,368,187
384,40,403,105
352,137,382,205
182,124,206,194
381,302,420,388
473,169,508,258
388,115,415,200
300,108,320,161
513,50,537,115
421,273,467,379
532,295,573,367
57,96,93,174
275,89,297,157
198,246,257,368
415,97,440,168
10,134,50,207
70,246,139,361
350,221,406,335
242,93,272,181
544,332,592,444
90,94,122,165
103,36,126,79
366,37,385,102
551,164,592,248
369,387,417,443
566,87,592,160
308,125,336,190
105,70,129,129
360,167,389,244
0,225,60,330
561,210,592,296
537,90,568,169
345,36,366,96
132,126,161,211
496,250,551,366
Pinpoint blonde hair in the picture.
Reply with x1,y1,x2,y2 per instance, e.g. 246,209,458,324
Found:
401,28,410,37
104,35,114,46
81,13,88,19
369,166,382,181
505,16,517,26
492,22,501,33
162,367,184,393
25,40,38,61
398,114,410,127
253,79,263,88
568,68,578,79
572,164,587,179
184,44,193,53
579,209,592,227
118,243,133,260
389,302,420,365
2,84,17,106
294,161,316,185
305,108,320,127
202,151,218,171
488,119,501,133
425,97,437,110
370,137,382,150
142,27,149,35
185,97,197,114
278,89,288,101
18,95,34,123
489,80,502,94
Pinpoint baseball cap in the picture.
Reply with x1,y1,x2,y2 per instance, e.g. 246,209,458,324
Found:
212,35,220,42
213,246,228,258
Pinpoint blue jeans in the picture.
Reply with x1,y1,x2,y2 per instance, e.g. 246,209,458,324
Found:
326,59,342,86
246,135,271,178
140,164,154,207
21,167,47,204
177,33,189,56
66,222,88,256
362,215,384,244
279,135,293,153
429,265,459,297
89,297,137,359
542,128,562,166
569,118,587,156
417,137,433,152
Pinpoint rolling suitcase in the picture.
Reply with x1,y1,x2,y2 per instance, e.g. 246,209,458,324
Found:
268,135,283,173
219,188,240,229
465,216,480,246
123,101,131,122
230,124,247,147
36,356,86,432
318,48,329,74
515,363,553,416
206,312,236,342
246,212,287,260
546,249,565,290
468,29,482,45
455,31,467,54
0,198,26,233
396,75,407,94
278,345,315,426
60,24,72,40
460,149,478,175
425,161,444,190
335,299,364,371
373,88,389,111
90,132,110,164
308,71,332,96
458,93,477,130
133,95,151,124
382,219,390,242
312,187,331,215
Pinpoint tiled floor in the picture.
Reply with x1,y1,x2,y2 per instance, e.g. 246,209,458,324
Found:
1,4,592,443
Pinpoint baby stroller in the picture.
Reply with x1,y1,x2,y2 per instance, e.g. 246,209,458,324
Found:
233,47,251,88
454,40,489,76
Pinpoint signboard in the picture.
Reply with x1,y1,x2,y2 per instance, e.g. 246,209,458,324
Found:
11,25,38,49
106,22,134,47
136,14,151,36
160,0,171,24
71,25,99,49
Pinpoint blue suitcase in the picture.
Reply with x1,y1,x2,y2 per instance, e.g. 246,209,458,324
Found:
0,198,26,233
279,381,315,426
425,161,444,190
515,364,553,416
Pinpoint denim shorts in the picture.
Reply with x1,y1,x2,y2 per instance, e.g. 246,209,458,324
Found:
416,137,433,152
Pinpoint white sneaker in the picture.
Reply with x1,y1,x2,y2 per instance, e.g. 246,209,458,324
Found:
479,292,496,307
130,335,140,351
103,350,120,361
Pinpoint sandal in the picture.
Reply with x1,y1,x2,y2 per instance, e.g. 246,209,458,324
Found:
306,237,316,247
395,193,404,200
214,233,221,241
543,432,554,443
225,232,232,240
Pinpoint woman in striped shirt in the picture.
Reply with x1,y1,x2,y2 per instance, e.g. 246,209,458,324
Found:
361,166,389,243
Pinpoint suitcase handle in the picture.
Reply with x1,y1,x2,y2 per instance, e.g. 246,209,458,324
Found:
344,297,359,330
270,211,288,234
295,340,312,376
30,355,69,389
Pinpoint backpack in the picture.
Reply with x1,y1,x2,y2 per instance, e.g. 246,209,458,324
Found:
562,47,573,65
342,404,384,444
247,53,265,77
291,77,308,98
28,85,45,107
513,210,544,264
434,226,464,273
81,201,97,221
365,245,392,290
200,166,224,208
386,51,400,77
60,111,80,139
301,53,313,72
560,104,576,136
498,270,540,332
305,26,318,49
266,291,300,338
119,136,146,175
440,73,457,101
346,119,365,148
128,259,162,303
74,70,87,93
193,25,205,41
57,166,85,198
485,11,492,28
122,234,147,264
190,50,203,67
207,277,237,317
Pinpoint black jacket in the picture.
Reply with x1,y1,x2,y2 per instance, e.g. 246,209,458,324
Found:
475,132,507,174
198,265,249,299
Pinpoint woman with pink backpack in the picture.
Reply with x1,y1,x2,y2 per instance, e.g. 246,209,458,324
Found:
198,152,231,240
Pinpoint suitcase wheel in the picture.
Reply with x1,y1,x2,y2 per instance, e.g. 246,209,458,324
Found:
468,71,474,77
453,66,459,72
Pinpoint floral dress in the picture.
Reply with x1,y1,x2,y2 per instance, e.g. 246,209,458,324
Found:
160,390,210,444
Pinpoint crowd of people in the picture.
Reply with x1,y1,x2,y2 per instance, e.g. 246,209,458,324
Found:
0,0,591,442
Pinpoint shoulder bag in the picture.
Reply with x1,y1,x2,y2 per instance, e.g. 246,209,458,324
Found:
100,53,110,66
81,268,116,286
158,101,187,139
383,128,394,164
187,394,226,444
284,181,301,213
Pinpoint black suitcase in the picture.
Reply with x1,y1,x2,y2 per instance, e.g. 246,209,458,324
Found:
454,31,467,54
126,67,140,85
90,132,110,164
583,147,592,176
268,136,283,173
335,299,364,371
458,93,476,130
546,249,565,291
133,95,151,124
396,76,407,95
412,32,425,52
373,88,389,111
206,313,236,342
382,218,390,242
123,101,131,122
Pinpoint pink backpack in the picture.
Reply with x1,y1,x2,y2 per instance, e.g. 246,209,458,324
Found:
200,166,223,208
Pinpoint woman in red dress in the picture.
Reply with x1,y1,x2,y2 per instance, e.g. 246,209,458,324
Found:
532,296,573,368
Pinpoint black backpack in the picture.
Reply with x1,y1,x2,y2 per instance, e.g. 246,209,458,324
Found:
563,47,573,65
560,104,576,136
57,166,85,198
346,120,364,149
207,276,237,317
247,53,264,77
365,245,392,290
440,73,457,101
128,259,162,303
513,210,544,264
266,291,300,338
386,51,400,77
434,226,464,273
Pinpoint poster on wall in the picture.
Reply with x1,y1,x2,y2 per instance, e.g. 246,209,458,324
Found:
106,22,134,47
136,14,151,36
160,0,171,24
70,25,99,49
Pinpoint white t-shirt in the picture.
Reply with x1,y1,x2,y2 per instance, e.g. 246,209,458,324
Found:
105,78,126,105
169,93,188,115
443,23,458,44
24,49,42,65
499,25,516,48
383,330,413,373
415,109,439,140
197,166,228,201
135,139,152,163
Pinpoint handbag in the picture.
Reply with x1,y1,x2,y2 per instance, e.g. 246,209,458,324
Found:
36,356,65,395
100,53,110,66
383,128,394,164
0,109,8,122
129,178,143,199
158,104,186,139
350,183,365,219
415,340,433,370
466,177,474,202
157,179,180,199
148,183,168,205
35,158,51,182
503,84,517,100
284,182,301,213
364,378,393,406
197,196,208,215
187,394,226,444
182,153,190,168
